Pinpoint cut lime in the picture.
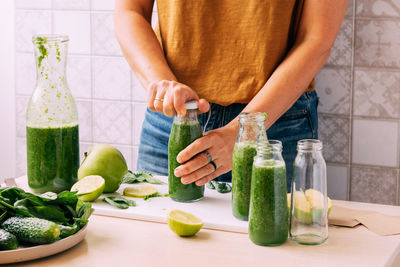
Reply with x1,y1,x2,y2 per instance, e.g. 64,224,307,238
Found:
70,175,105,202
123,185,158,198
167,209,203,237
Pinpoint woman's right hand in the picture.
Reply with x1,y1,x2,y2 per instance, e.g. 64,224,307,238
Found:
147,80,210,117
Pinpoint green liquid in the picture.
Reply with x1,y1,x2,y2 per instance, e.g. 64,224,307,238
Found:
231,143,257,220
249,162,288,246
168,121,204,202
27,125,79,193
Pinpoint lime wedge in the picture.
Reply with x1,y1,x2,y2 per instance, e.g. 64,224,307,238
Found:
123,185,158,198
167,209,203,237
70,175,105,202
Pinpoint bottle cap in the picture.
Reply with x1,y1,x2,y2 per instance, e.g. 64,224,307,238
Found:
184,100,198,110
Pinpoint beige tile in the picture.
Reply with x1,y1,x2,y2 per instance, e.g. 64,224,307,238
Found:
76,100,92,142
16,138,27,177
133,103,147,145
351,166,398,205
79,142,92,164
92,12,123,56
53,0,90,10
352,119,398,167
355,19,400,68
112,145,133,170
353,69,400,118
327,18,353,66
318,114,350,164
132,146,139,171
67,55,92,99
315,67,351,115
356,0,400,18
346,0,354,17
16,96,30,138
92,0,115,10
132,73,147,103
327,164,349,200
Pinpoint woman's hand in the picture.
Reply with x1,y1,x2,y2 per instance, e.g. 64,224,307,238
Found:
173,124,238,186
147,80,210,117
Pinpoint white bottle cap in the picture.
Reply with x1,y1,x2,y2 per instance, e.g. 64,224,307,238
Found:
184,100,198,110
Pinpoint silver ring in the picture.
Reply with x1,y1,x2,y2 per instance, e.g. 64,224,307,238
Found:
154,98,164,102
209,161,217,171
204,150,212,163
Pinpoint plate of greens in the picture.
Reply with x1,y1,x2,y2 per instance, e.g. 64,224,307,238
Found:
0,187,93,264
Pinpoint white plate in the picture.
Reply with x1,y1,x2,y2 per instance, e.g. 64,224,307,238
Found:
0,225,87,264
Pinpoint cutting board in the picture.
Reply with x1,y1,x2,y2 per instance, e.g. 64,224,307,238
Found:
14,176,248,234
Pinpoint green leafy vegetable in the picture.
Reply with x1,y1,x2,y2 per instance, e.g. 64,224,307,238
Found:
143,193,169,201
122,171,165,185
0,186,93,239
206,180,232,194
103,196,136,209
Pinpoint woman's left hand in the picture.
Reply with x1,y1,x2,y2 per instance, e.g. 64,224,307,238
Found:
173,124,238,186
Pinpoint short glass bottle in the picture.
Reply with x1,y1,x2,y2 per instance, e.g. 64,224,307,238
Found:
168,101,204,202
289,139,328,245
248,140,288,246
232,112,267,221
26,35,79,194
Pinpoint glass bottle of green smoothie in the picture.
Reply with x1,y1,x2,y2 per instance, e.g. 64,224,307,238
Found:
232,112,267,220
249,140,288,246
168,101,204,202
26,35,79,193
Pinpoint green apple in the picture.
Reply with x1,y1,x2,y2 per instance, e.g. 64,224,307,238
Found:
287,190,332,224
78,144,128,193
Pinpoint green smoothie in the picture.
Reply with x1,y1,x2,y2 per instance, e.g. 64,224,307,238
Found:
168,121,204,202
231,142,257,220
27,124,79,193
249,161,288,246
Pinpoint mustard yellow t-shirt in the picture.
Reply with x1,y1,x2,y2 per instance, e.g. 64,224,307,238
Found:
155,0,313,106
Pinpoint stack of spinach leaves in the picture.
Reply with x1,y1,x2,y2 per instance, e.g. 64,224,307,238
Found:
0,187,93,239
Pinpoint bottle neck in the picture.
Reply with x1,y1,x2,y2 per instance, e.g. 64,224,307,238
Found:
175,109,199,123
33,37,68,87
237,112,267,143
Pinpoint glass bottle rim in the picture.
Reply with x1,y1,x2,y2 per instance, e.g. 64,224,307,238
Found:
257,139,282,153
32,34,69,44
239,112,266,123
297,139,323,151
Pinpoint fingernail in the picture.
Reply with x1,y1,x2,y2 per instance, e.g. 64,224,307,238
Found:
176,155,182,163
181,178,189,184
174,168,181,176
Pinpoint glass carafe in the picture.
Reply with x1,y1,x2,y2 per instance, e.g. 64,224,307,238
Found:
26,35,79,193
168,101,204,202
248,140,288,246
289,139,328,245
232,112,267,220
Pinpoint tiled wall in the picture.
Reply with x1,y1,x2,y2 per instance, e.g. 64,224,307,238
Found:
14,0,400,205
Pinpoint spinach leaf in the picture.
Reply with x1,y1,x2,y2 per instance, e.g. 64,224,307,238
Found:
122,171,165,185
206,180,232,194
103,196,136,209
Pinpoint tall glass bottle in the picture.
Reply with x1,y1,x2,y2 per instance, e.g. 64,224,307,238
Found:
168,101,204,202
248,140,288,246
26,35,79,193
232,112,267,220
289,139,328,245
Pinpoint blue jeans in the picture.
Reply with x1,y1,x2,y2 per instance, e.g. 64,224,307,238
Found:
137,91,318,191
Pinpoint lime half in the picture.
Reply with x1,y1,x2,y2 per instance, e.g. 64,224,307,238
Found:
123,185,158,198
167,209,203,237
71,175,105,202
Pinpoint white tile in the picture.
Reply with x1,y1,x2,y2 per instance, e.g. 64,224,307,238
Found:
15,10,52,53
16,138,27,177
112,145,133,170
93,101,132,145
76,100,92,142
53,11,91,55
91,0,115,10
67,55,91,99
327,165,348,200
15,0,51,9
132,146,139,171
53,0,90,10
133,103,147,145
132,73,147,102
92,12,123,56
315,67,351,115
15,53,36,96
16,96,30,138
352,119,399,167
93,57,131,100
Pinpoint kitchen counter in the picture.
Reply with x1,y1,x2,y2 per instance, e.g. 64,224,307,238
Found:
5,200,400,267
